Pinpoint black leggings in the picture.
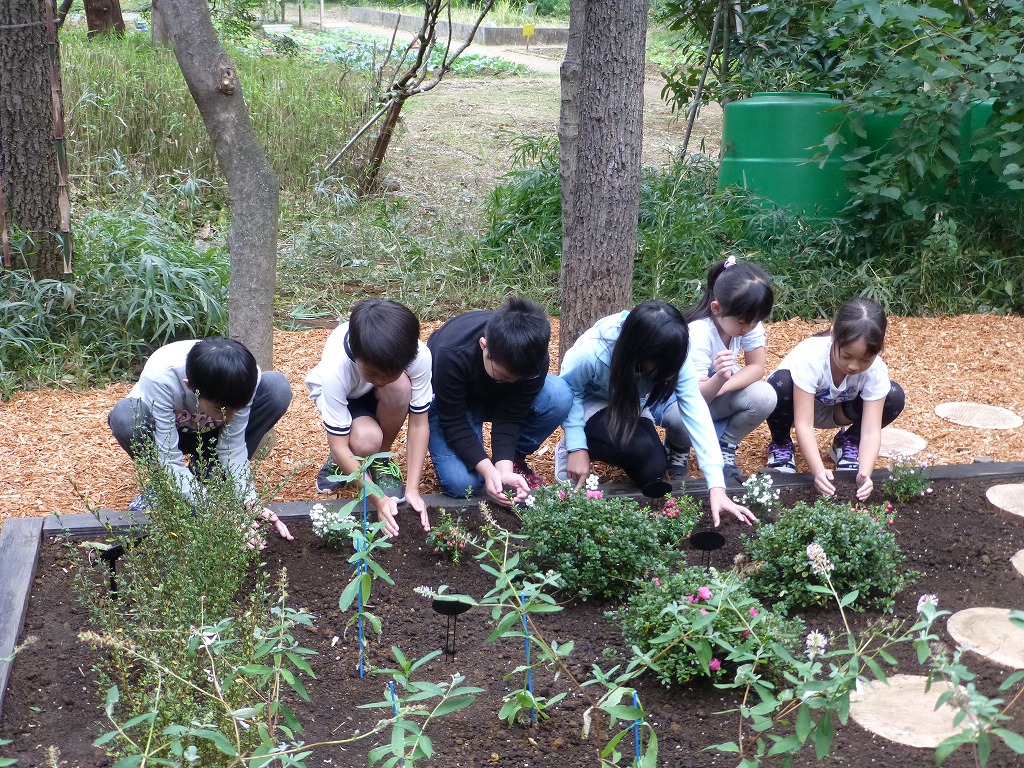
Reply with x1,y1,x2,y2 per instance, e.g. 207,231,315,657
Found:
766,369,906,444
585,408,667,487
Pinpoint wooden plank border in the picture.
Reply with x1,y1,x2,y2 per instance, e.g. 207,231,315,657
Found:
0,518,44,720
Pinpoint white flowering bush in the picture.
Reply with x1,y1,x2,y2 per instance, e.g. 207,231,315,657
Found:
733,473,781,516
309,501,360,548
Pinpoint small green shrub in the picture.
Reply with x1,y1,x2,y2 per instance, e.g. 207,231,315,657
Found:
742,498,912,612
518,479,699,600
613,567,805,685
884,453,935,503
426,509,477,564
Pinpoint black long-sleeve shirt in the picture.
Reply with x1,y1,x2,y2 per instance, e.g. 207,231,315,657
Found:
427,311,547,470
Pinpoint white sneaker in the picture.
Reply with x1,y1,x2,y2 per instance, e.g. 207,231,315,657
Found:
554,437,568,483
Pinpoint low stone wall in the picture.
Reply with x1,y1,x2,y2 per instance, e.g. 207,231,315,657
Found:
348,6,569,46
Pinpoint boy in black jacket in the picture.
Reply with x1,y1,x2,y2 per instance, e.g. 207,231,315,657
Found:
427,297,572,506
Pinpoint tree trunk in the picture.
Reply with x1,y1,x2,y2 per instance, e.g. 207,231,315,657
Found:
0,0,66,279
151,0,172,47
558,0,646,360
160,0,280,368
83,0,125,37
358,96,406,196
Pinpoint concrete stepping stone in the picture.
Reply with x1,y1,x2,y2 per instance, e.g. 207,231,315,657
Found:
986,484,1024,518
1012,550,1024,579
947,607,1024,668
849,674,973,748
934,402,1023,429
878,427,927,457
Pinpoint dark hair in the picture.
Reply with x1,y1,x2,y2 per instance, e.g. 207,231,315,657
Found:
348,299,421,375
185,337,259,409
484,296,550,377
684,259,774,325
831,297,888,355
607,300,689,444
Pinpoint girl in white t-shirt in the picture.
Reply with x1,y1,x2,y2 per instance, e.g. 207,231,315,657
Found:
656,257,777,483
765,298,905,501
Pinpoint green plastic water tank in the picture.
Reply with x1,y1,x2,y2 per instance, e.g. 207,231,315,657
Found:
718,92,854,218
958,99,1002,199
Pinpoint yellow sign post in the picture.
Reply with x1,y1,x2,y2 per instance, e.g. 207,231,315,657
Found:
522,23,535,50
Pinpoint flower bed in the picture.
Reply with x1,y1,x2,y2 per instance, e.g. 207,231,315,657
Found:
3,474,1024,766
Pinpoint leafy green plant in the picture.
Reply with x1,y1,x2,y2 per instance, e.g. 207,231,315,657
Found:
518,479,697,600
361,648,484,767
713,549,1024,767
71,444,287,761
742,498,912,612
613,567,804,686
883,453,935,503
426,509,476,564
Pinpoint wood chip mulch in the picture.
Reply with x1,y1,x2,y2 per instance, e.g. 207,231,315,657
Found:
2,314,1022,526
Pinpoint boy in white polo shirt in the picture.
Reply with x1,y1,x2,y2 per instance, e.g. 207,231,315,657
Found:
305,299,432,536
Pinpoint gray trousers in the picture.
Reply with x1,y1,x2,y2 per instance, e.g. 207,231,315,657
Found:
108,371,292,462
662,380,777,449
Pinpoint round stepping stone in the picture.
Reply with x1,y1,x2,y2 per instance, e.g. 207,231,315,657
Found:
934,402,1023,429
947,608,1024,669
986,484,1024,518
1012,550,1024,579
849,674,970,748
878,427,927,458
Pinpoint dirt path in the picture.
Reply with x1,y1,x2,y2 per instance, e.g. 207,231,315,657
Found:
320,15,723,225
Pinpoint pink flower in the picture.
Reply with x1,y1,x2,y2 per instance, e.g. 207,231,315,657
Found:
741,629,750,639
708,658,721,672
557,490,566,500
697,586,713,601
749,607,759,618
586,490,603,500
686,594,696,603
700,608,709,615
652,577,661,587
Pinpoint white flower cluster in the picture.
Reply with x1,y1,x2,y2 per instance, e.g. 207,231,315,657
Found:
734,473,780,512
309,502,358,543
585,474,600,492
916,593,939,614
806,542,834,576
805,629,828,658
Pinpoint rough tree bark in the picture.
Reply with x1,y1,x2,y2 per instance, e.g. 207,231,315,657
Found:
0,0,66,279
83,0,125,37
160,0,279,368
558,0,647,361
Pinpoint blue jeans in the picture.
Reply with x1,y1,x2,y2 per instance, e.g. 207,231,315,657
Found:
428,374,572,498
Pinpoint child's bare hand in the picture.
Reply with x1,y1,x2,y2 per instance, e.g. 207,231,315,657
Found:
855,472,874,501
712,350,736,378
814,469,836,497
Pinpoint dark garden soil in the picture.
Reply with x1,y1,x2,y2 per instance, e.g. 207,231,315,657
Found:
5,474,1024,767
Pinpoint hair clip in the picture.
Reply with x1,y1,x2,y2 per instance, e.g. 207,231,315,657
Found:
724,255,737,269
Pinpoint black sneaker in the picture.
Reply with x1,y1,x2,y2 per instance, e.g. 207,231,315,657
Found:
766,439,797,473
368,458,406,503
512,457,543,489
665,441,689,479
720,441,743,483
316,458,347,494
829,431,860,471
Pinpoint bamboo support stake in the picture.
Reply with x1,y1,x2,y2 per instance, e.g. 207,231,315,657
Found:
45,0,73,275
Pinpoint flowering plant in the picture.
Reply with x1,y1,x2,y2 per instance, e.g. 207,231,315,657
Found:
309,501,359,548
883,452,934,502
613,567,804,685
733,472,781,516
425,509,476,564
517,477,697,600
742,498,913,612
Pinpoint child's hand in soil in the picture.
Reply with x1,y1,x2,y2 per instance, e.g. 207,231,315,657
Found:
855,471,874,501
248,508,294,549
